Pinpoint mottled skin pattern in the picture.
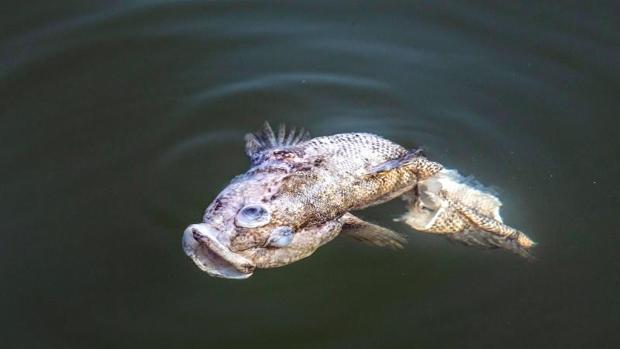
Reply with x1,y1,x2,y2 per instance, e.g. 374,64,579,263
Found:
407,192,534,257
266,133,437,225
402,170,535,258
183,123,534,279
204,131,441,269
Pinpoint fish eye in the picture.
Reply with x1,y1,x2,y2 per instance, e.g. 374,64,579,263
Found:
265,226,294,248
236,204,271,228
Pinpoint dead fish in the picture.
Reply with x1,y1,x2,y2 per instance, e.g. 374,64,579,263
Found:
401,169,535,258
182,122,534,279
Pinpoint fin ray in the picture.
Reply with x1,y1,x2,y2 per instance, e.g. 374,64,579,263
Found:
245,122,311,160
369,148,443,180
340,213,406,250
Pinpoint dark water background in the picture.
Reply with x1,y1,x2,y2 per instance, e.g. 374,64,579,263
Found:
2,1,619,348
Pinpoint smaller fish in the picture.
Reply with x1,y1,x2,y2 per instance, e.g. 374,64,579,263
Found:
183,123,535,279
400,169,535,258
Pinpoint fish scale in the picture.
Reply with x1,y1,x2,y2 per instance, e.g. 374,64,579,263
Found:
183,122,535,279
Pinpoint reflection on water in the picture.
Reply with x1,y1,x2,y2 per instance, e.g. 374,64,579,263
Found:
1,1,618,348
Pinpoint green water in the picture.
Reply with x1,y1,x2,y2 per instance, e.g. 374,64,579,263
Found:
1,1,618,348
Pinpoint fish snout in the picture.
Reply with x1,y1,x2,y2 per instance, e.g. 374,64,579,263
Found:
182,223,255,279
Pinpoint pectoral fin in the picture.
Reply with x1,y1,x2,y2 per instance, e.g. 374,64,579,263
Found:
369,148,443,180
340,213,406,250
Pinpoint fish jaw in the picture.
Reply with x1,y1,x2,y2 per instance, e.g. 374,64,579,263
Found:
182,223,255,279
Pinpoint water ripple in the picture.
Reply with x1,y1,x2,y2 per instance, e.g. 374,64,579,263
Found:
188,72,391,104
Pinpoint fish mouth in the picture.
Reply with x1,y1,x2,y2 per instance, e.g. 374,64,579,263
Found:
182,223,255,279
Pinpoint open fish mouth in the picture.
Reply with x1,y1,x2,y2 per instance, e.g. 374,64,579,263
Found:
182,223,255,279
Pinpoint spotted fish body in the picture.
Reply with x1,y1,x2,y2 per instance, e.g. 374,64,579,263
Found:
246,133,442,227
183,123,535,279
403,169,534,257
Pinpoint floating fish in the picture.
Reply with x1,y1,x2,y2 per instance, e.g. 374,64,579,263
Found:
401,169,534,257
182,123,535,279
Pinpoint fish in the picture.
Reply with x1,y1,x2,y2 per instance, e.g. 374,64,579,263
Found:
400,169,535,258
182,122,535,279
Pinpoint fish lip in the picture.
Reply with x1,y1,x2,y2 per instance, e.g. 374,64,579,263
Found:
182,223,255,279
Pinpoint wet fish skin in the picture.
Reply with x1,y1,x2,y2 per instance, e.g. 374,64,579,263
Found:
184,123,439,278
230,127,440,256
401,169,535,258
183,122,535,279
256,133,439,224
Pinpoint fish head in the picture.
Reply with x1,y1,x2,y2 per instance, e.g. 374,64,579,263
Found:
182,170,321,279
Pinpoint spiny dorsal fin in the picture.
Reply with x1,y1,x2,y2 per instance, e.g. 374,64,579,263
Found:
244,122,311,160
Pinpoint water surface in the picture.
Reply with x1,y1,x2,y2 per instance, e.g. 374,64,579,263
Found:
1,1,619,348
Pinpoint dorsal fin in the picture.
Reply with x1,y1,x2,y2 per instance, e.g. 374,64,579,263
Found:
244,122,311,160
367,148,443,180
